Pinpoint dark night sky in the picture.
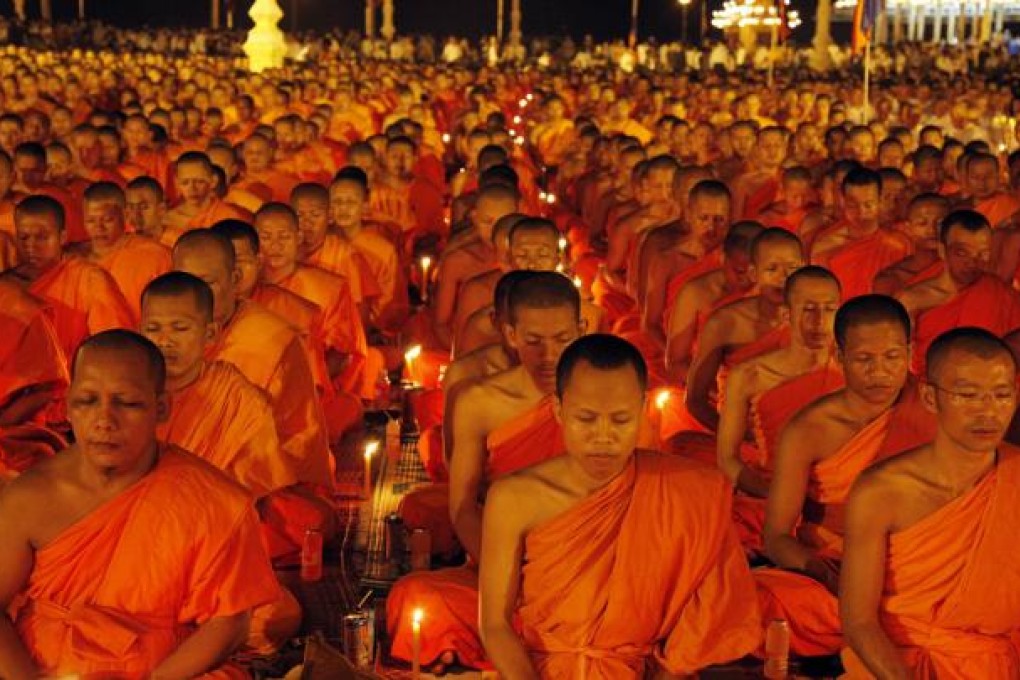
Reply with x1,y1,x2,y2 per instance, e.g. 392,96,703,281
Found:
3,0,834,44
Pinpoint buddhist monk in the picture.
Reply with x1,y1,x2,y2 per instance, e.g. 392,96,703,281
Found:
734,126,788,220
841,327,1020,678
433,183,519,349
479,334,761,678
756,166,816,234
910,145,945,195
1,195,134,366
12,142,85,244
897,210,1020,374
0,330,278,677
757,295,936,657
71,181,171,322
686,228,804,432
387,272,585,672
872,193,949,295
718,267,842,554
171,230,334,502
0,151,23,238
665,221,760,383
162,152,248,244
237,134,299,203
961,152,1020,229
124,176,169,242
810,168,911,299
529,95,576,169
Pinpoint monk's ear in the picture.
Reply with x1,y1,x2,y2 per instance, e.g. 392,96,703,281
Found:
920,381,938,414
748,263,760,285
577,317,588,336
204,320,219,343
553,395,564,425
504,323,518,350
155,391,170,424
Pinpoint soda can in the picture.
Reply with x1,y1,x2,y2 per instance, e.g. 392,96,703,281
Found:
342,611,374,668
409,528,431,571
301,527,323,582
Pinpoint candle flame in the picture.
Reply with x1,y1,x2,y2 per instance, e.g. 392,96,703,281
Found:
441,133,451,144
363,441,379,460
558,237,568,251
546,193,557,204
518,98,528,108
555,263,565,272
412,608,424,625
420,255,432,271
405,345,422,362
655,389,671,410
572,275,582,289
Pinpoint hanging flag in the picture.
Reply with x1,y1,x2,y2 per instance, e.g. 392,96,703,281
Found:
776,0,792,43
851,0,880,55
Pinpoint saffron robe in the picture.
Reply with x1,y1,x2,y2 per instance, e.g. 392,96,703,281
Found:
87,234,172,321
817,229,912,300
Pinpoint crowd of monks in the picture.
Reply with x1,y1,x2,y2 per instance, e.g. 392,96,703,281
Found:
2,40,1020,679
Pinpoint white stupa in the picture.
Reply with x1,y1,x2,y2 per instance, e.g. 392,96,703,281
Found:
243,0,287,73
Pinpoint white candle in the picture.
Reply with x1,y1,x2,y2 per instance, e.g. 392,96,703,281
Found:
655,389,671,445
363,441,379,500
405,345,423,387
420,256,432,303
412,608,424,678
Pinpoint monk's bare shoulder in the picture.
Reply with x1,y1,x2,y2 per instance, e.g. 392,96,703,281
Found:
782,391,846,451
642,224,684,253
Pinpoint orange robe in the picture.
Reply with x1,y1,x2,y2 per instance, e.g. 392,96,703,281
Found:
33,183,87,244
731,363,844,555
273,266,367,362
14,447,279,678
301,230,380,309
532,120,576,168
161,199,250,246
0,284,68,411
741,174,781,220
520,454,761,678
912,274,1020,375
13,258,135,367
388,396,566,669
0,424,66,481
88,234,172,321
754,389,937,657
209,300,333,491
974,191,1020,229
237,170,299,203
841,446,1020,679
817,229,912,300
346,228,408,331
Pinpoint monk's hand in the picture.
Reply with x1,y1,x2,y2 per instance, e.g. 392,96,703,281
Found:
804,555,841,595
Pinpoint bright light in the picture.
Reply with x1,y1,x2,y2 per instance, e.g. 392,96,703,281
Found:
519,98,528,108
572,276,583,288
546,193,557,205
405,345,422,362
412,608,424,625
558,236,568,251
420,255,432,271
526,93,534,101
441,133,451,144
655,389,671,410
513,115,522,125
363,441,379,460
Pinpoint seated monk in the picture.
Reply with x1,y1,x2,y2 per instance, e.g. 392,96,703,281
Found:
12,142,85,244
841,328,1020,678
810,168,911,300
324,171,410,332
479,334,761,679
162,152,248,245
873,193,950,295
529,95,576,169
0,330,279,678
70,181,171,322
757,295,936,657
686,228,804,433
718,267,842,556
665,220,760,385
451,213,524,352
958,152,1020,229
237,134,300,203
432,183,519,349
0,150,25,238
387,272,585,673
253,203,369,399
878,168,909,227
171,229,338,559
733,126,788,220
124,176,169,243
755,166,817,234
898,210,1020,375
638,173,725,353
1,195,134,366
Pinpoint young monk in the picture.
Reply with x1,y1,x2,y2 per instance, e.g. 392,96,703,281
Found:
0,330,279,678
718,267,843,555
1,195,134,366
71,181,171,322
810,168,911,300
756,166,817,234
171,230,334,501
237,134,300,203
841,328,1020,678
873,193,950,295
733,126,789,220
686,228,804,433
162,152,248,244
757,295,936,657
432,183,519,349
387,272,585,672
480,334,761,679
897,210,1020,374
960,152,1020,229
124,176,169,242
665,221,760,384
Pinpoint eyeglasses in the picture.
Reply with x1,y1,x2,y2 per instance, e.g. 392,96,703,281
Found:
929,383,1017,408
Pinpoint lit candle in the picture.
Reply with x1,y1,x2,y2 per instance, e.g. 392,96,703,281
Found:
363,441,379,500
558,236,568,252
546,193,557,205
405,344,423,387
655,389,671,445
572,275,582,289
441,133,451,144
411,608,424,678
419,256,432,303
518,97,527,108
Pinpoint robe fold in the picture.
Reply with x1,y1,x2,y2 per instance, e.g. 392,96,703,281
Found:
974,191,1020,229
842,447,1020,679
754,390,936,657
89,234,173,321
15,447,279,678
519,454,761,679
15,257,136,367
0,424,66,482
912,274,1020,375
388,396,566,669
818,229,912,300
0,285,68,412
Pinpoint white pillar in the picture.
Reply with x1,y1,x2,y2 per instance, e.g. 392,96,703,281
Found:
40,0,52,21
980,0,993,41
947,2,957,41
994,6,1006,34
510,0,522,50
907,4,917,40
78,0,85,20
958,1,967,41
933,0,943,42
877,10,889,44
496,0,504,43
811,0,832,69
381,0,395,40
971,3,981,40
893,4,904,42
365,0,375,38
211,0,220,29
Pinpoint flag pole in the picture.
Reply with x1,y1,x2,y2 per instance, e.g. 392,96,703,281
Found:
861,37,871,125
768,24,777,88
